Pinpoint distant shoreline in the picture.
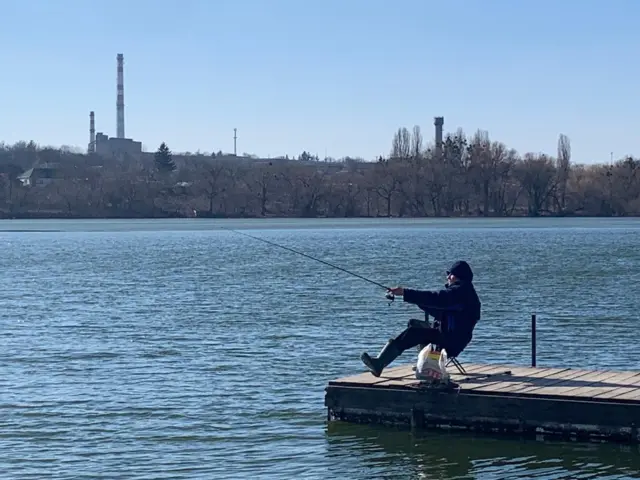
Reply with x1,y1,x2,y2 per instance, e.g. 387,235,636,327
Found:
2,216,639,234
1,214,639,221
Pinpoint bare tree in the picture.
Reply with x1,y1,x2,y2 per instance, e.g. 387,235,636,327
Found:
190,158,230,215
374,158,401,216
466,130,493,215
491,148,521,216
297,166,329,217
556,133,571,214
411,125,423,160
515,154,557,216
391,127,411,160
2,127,640,218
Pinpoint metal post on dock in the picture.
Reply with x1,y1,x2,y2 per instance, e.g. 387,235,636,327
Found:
531,314,537,367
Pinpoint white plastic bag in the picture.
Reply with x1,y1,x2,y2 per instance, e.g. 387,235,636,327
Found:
415,344,450,383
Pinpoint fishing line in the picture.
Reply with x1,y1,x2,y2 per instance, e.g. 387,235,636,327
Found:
220,226,395,303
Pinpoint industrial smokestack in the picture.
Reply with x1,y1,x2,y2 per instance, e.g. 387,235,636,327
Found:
89,111,96,153
116,53,125,138
434,116,444,159
233,128,237,156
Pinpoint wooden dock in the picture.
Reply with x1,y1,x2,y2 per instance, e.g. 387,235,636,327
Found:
325,362,640,443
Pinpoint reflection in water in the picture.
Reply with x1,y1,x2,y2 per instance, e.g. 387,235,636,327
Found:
325,422,640,479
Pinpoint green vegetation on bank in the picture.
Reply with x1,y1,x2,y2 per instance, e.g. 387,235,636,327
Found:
1,126,639,218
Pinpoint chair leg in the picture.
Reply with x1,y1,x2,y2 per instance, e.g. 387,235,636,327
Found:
447,357,467,375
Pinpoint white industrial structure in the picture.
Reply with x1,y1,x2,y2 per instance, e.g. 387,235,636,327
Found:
88,53,142,158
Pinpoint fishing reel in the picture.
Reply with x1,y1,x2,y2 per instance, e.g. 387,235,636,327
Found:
385,290,395,305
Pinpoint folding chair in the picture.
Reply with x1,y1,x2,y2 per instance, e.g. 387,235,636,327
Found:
446,356,467,375
410,311,468,376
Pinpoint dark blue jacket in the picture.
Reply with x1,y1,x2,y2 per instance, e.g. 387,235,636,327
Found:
403,281,481,357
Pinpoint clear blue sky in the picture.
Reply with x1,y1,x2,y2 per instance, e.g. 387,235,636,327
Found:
1,0,639,164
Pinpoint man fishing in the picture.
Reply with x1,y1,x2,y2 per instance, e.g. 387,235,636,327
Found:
360,260,481,377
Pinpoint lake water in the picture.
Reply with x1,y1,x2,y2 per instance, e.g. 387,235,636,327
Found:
1,217,640,479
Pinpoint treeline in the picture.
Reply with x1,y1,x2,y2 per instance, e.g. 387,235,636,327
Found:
0,127,639,218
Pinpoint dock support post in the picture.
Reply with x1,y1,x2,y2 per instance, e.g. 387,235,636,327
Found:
411,407,425,430
531,314,537,367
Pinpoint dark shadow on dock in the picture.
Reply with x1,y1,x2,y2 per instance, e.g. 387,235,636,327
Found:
456,370,640,389
325,421,640,479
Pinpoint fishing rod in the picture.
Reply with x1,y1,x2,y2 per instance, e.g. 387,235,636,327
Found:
220,226,396,303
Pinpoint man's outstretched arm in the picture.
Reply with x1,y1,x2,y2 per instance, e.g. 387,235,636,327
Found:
389,286,461,311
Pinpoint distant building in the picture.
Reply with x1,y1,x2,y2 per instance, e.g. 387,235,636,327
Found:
17,164,61,187
94,132,142,159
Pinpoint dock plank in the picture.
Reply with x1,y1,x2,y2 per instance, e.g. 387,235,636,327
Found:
531,371,640,399
496,369,603,395
328,362,500,388
503,368,611,394
384,364,516,388
459,366,543,391
606,388,640,402
445,362,490,375
463,366,574,393
591,375,640,400
328,364,411,386
325,361,640,444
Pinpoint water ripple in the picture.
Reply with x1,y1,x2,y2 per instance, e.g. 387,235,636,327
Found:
1,218,640,478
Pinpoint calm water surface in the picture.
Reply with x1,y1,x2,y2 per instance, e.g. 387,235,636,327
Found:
1,217,640,479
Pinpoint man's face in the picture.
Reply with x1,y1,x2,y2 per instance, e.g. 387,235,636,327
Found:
446,271,456,285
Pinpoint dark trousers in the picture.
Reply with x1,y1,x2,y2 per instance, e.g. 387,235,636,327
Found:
393,325,443,352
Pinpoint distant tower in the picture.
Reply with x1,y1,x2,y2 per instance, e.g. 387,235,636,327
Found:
116,53,125,138
89,111,96,153
233,128,237,156
434,116,444,158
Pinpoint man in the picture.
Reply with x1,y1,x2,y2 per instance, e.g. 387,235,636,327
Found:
360,260,481,377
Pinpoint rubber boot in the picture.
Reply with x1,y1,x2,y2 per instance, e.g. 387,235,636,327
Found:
360,339,403,377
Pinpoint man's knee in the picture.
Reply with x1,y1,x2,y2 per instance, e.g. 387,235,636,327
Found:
402,326,438,344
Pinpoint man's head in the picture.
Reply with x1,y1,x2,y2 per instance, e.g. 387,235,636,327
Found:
446,260,474,285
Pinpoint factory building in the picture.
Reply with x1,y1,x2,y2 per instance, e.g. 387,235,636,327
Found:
88,53,143,159
94,132,142,157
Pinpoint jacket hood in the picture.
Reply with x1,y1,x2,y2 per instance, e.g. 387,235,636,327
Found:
448,260,474,283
